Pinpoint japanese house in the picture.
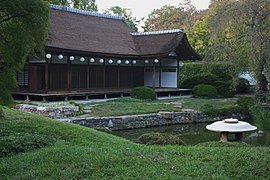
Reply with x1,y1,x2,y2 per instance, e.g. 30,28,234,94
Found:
14,4,201,100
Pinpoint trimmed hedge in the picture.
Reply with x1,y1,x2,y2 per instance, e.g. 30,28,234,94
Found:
131,87,157,100
213,81,234,98
192,84,217,98
180,73,219,89
138,132,185,145
231,77,250,93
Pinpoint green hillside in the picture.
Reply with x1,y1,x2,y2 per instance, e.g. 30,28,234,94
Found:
0,107,269,179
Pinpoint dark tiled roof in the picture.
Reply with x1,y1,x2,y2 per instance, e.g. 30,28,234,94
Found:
46,6,201,60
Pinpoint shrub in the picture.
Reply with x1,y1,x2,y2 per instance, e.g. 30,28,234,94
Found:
131,87,157,100
180,73,220,89
0,106,4,118
236,97,254,112
192,84,217,98
200,103,242,116
138,132,185,145
231,77,250,93
69,101,84,116
250,103,270,131
213,81,234,98
0,132,56,157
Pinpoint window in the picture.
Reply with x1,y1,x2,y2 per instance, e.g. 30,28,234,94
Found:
17,66,28,86
162,68,176,72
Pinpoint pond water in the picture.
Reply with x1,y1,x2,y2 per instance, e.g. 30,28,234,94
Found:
112,122,270,146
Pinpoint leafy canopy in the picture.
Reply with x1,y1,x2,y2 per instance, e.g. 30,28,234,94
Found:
103,6,139,32
45,0,97,11
0,0,49,106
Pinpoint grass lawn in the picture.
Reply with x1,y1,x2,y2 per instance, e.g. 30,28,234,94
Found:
0,107,269,179
85,97,237,117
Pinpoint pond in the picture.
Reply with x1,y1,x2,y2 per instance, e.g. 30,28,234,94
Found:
112,122,270,146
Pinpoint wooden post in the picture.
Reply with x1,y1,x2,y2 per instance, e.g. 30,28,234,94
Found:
45,58,49,92
67,57,71,91
87,58,90,89
152,60,155,89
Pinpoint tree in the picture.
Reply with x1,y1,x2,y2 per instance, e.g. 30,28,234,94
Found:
207,0,270,96
45,0,97,11
143,2,203,34
188,15,211,57
103,6,139,32
0,0,49,106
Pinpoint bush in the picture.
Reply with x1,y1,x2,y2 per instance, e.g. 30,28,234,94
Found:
250,103,270,131
180,73,220,89
138,132,185,145
236,97,254,112
0,131,56,157
69,101,84,116
213,81,234,98
231,78,250,93
0,106,4,118
131,87,157,100
192,84,217,98
200,103,243,116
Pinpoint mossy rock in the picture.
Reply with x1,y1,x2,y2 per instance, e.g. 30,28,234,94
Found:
138,132,185,145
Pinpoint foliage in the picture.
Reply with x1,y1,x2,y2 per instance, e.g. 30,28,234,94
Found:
0,0,49,106
188,15,211,57
0,106,4,118
103,6,139,31
45,0,97,11
131,87,157,100
213,81,234,98
138,133,185,145
180,73,219,89
0,131,56,157
200,103,242,116
1,107,269,179
179,62,235,87
207,0,270,95
69,101,83,116
236,96,255,112
231,77,250,94
250,103,270,131
143,1,203,34
192,84,217,98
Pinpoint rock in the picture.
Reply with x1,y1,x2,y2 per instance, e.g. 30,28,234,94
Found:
158,111,173,119
83,110,91,114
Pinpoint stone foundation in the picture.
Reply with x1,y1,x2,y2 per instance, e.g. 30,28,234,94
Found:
16,104,79,119
70,110,247,130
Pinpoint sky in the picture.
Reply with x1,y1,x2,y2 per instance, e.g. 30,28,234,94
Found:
96,0,211,20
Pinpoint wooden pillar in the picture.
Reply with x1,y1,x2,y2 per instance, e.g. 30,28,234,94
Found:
67,57,71,91
87,58,90,89
177,59,180,88
152,60,156,89
159,60,161,88
45,58,49,92
118,65,120,88
103,63,106,89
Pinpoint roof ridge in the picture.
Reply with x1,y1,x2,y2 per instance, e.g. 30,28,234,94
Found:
131,29,184,36
49,4,125,21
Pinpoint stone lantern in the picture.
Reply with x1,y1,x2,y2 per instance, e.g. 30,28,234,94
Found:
206,118,257,142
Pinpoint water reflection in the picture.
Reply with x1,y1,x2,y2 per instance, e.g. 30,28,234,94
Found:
112,122,270,146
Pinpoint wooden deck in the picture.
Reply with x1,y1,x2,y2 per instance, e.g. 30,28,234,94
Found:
12,88,192,102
